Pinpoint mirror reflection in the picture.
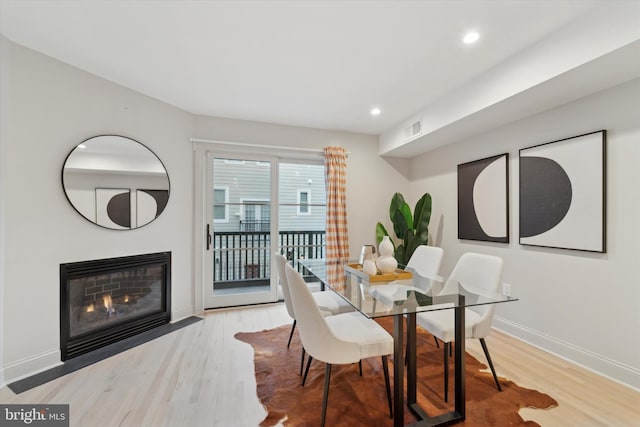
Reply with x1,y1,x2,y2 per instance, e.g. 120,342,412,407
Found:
62,135,170,230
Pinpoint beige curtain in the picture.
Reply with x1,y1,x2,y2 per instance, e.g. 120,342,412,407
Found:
324,147,350,261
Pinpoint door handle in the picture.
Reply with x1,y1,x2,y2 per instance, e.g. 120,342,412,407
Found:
206,224,212,250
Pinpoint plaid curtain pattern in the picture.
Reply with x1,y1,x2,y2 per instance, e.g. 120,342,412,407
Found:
324,146,350,261
325,259,346,294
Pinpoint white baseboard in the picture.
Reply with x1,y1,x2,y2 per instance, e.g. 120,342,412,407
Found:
493,315,640,391
0,349,62,389
171,305,196,323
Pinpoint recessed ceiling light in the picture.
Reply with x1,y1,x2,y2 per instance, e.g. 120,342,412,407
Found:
370,107,381,116
463,31,480,44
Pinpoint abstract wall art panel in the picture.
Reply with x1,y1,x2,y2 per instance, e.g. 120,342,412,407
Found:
519,130,606,252
96,188,131,229
458,153,509,243
136,189,170,227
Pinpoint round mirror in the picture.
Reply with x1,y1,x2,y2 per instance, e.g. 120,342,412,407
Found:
62,135,170,230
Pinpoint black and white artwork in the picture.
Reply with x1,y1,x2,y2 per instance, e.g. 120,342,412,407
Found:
136,189,169,227
458,153,509,243
96,188,131,229
519,130,606,252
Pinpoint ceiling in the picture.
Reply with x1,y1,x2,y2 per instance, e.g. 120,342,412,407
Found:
0,0,637,147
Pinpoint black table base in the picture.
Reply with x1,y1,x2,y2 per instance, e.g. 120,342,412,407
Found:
393,300,465,426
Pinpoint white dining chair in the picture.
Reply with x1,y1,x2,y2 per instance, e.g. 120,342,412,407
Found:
415,252,504,402
285,263,394,426
274,253,353,374
370,245,444,314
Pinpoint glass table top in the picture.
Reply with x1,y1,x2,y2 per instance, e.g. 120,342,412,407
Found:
296,258,518,319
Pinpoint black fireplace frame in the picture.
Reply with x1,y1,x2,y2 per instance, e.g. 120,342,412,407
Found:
60,252,171,360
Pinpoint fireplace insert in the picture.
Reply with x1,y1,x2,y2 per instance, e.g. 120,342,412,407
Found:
60,252,171,360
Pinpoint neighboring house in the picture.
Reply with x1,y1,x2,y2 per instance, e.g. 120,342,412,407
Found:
211,159,326,285
213,159,326,232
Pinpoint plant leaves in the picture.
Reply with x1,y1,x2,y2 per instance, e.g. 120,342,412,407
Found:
405,231,427,264
403,229,417,265
399,203,413,230
375,222,391,247
389,193,405,222
392,208,409,240
394,244,405,266
380,192,433,266
413,193,432,235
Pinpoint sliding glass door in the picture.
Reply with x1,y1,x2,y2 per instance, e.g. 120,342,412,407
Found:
201,150,326,309
204,154,277,308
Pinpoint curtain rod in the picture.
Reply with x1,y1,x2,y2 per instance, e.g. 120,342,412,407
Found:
189,138,349,155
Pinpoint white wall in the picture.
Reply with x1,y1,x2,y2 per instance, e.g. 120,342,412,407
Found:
407,78,640,389
0,36,10,386
1,41,195,383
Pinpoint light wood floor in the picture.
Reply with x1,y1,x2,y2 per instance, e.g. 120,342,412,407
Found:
1,303,638,426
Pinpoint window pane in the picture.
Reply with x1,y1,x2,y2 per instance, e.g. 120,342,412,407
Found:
213,158,270,232
298,190,310,214
244,204,256,221
212,157,271,285
214,189,226,203
213,188,227,220
279,162,326,260
213,205,226,220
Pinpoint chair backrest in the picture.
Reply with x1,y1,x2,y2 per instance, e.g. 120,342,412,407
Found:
274,253,295,319
405,245,444,293
447,252,503,338
285,263,360,364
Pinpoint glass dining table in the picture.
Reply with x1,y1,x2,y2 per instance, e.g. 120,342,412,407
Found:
296,258,518,427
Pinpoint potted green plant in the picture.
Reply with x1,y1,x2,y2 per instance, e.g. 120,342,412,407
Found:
375,192,432,266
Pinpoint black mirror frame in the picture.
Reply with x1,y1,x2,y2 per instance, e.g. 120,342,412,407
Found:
61,134,170,230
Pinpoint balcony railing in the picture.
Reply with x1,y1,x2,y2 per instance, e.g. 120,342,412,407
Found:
213,230,325,289
239,220,271,232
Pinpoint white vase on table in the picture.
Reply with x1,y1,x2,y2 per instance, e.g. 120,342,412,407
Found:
362,259,378,276
376,236,398,274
